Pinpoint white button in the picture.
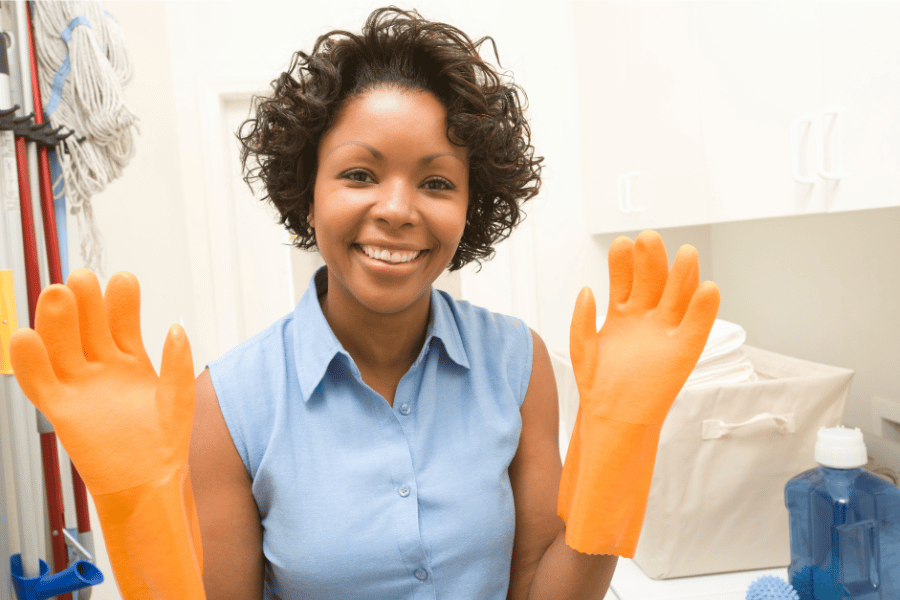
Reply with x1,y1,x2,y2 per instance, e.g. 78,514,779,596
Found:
399,485,410,497
415,568,427,581
399,403,411,415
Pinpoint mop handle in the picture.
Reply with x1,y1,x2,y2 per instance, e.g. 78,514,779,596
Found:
23,0,92,539
25,3,63,284
25,0,92,542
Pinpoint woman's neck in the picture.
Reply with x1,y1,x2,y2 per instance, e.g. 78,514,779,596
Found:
319,282,431,379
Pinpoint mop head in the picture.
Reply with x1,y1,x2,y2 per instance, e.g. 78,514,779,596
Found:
746,575,800,600
31,0,139,275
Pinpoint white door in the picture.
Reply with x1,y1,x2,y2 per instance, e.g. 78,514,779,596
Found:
218,96,323,348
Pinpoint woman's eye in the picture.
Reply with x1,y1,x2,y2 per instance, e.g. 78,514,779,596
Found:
343,169,373,183
424,178,454,191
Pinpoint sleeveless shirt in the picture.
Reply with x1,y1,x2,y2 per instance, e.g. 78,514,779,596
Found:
207,267,533,599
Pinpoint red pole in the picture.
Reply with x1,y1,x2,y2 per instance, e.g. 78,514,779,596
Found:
15,133,72,600
14,137,39,328
24,4,91,595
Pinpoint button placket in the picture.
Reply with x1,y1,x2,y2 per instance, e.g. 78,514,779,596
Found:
379,345,437,594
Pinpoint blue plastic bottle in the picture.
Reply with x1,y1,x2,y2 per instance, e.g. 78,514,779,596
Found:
785,426,900,600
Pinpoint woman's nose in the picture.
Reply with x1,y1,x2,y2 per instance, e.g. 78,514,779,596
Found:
371,181,419,228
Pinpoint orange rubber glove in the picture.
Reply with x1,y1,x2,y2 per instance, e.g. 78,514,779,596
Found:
559,230,720,557
9,269,205,598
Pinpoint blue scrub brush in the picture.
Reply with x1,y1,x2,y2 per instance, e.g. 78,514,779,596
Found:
746,575,800,600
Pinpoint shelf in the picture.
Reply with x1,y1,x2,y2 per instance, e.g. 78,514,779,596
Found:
611,558,789,600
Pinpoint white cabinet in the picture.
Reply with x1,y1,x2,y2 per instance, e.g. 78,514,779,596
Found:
575,1,900,233
820,1,900,213
574,2,709,234
696,1,827,222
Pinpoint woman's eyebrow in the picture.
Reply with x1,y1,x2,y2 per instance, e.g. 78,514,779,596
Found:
326,140,465,165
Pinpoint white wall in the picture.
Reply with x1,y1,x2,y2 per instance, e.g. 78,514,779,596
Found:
709,208,900,467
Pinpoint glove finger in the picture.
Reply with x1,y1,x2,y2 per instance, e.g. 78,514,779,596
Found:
629,230,669,311
679,281,721,359
34,284,88,382
607,236,634,308
104,272,150,360
66,269,119,362
9,328,65,411
570,287,598,390
657,245,700,326
157,324,196,456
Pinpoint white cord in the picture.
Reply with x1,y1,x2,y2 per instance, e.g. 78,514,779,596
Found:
31,1,138,274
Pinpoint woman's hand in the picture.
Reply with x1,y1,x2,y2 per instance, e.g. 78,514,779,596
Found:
9,269,195,496
570,230,720,426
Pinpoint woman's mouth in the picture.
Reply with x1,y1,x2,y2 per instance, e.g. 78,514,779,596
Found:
356,244,426,265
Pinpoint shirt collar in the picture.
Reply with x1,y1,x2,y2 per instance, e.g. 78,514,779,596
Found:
293,267,470,403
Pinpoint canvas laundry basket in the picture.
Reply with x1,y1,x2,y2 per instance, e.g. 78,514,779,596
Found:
550,344,854,580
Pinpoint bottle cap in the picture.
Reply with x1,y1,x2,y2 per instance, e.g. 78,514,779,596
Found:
815,426,867,468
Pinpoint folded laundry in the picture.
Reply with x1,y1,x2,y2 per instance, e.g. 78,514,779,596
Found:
683,319,756,388
696,318,746,364
684,349,757,388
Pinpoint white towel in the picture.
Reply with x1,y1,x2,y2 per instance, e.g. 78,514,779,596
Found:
684,347,757,388
697,319,746,365
684,319,756,388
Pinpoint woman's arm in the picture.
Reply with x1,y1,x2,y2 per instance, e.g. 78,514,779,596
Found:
189,368,265,599
507,329,617,600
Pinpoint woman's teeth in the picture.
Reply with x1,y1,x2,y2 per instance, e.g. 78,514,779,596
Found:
360,245,422,264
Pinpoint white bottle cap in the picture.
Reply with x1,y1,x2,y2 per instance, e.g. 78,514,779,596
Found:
815,426,868,468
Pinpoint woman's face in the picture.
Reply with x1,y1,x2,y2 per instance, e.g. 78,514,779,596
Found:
311,86,469,317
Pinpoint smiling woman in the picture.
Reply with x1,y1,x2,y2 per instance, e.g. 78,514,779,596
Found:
190,6,600,600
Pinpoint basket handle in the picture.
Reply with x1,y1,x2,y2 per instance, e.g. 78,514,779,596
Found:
702,412,796,440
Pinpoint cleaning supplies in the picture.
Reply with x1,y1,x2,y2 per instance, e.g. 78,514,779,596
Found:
785,426,900,599
31,0,139,275
746,575,800,600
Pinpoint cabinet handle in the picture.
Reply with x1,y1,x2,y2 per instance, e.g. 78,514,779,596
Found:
815,106,848,180
790,115,817,184
617,171,646,213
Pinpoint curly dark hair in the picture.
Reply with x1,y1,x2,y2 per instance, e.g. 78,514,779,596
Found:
238,6,543,271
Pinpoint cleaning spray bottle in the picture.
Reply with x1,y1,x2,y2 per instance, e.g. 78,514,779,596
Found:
784,426,900,599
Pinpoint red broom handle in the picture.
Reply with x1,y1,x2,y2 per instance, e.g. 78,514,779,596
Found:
25,6,91,596
14,137,39,328
15,132,72,600
26,0,61,295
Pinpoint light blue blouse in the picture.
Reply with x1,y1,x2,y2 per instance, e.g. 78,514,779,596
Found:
207,268,533,599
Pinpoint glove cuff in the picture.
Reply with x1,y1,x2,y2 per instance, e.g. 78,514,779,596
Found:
558,409,664,557
93,462,205,598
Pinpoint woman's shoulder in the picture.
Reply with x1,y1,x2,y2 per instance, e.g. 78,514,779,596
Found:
435,288,528,335
434,288,533,367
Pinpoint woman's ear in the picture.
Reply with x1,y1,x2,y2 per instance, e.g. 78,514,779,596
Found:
307,206,315,229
